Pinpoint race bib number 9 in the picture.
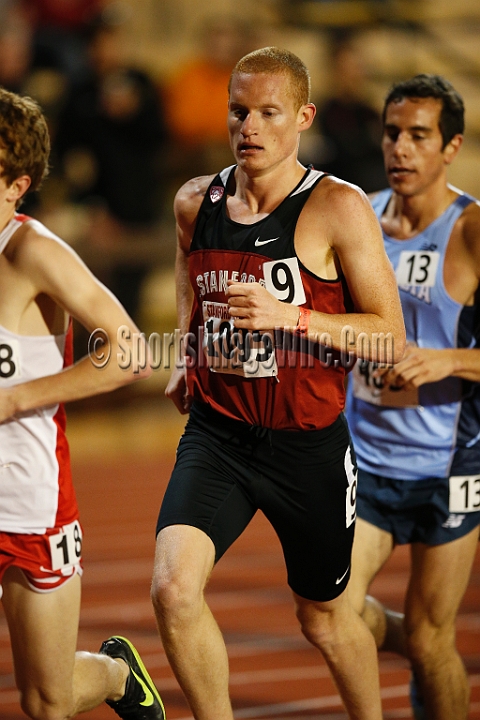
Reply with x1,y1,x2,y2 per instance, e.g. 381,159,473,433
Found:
352,359,419,408
263,257,306,305
202,302,277,378
449,475,480,513
395,251,440,287
49,520,83,571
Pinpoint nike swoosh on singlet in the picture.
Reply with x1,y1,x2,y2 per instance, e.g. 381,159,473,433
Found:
255,237,279,246
132,669,155,706
335,565,350,585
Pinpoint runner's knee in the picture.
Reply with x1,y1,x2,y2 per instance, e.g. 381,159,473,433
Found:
151,564,206,626
406,618,456,665
295,599,340,651
20,687,73,720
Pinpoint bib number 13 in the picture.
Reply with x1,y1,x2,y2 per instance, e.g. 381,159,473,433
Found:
49,520,83,571
449,475,480,513
395,251,440,287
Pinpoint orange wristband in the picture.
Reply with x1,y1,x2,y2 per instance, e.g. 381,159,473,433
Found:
295,307,310,335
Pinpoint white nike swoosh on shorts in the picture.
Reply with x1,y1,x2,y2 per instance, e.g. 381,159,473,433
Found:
335,565,350,584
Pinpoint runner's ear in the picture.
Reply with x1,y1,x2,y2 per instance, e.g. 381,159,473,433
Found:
443,134,463,165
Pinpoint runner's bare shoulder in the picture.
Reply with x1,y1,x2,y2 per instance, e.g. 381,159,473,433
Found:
174,174,217,226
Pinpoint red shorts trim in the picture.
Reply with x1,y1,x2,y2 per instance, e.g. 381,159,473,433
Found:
0,521,84,595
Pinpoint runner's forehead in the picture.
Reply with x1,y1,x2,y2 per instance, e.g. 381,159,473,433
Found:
229,72,297,108
384,97,443,130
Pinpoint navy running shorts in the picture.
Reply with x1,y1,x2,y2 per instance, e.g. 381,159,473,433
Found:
357,469,480,545
157,401,358,602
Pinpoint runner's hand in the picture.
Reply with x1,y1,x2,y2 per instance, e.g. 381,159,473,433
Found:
379,346,456,389
227,281,294,332
165,365,192,414
0,388,16,423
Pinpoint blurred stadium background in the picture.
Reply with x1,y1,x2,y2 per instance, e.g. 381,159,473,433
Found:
0,1,479,717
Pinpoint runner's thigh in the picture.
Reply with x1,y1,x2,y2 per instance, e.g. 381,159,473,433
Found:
2,567,80,698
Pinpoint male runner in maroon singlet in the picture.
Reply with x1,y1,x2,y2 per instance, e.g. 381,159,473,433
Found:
151,47,406,720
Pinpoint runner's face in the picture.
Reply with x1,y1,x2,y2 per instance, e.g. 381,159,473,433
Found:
382,97,454,197
228,72,308,174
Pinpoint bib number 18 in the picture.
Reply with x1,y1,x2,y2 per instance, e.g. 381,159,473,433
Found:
49,520,83,571
0,340,21,380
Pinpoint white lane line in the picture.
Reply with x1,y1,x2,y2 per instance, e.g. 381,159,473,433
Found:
80,556,285,585
78,589,292,622
0,690,19,704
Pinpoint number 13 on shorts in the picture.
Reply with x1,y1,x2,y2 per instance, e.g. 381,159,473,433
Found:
449,475,480,513
49,520,83,571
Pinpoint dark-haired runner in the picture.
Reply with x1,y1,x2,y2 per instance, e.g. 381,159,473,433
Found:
346,74,480,720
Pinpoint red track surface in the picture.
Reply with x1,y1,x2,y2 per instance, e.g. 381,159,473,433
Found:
0,404,479,719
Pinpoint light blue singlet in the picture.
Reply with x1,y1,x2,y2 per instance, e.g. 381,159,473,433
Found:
346,186,479,481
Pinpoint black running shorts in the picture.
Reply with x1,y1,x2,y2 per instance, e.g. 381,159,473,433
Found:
157,401,357,601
